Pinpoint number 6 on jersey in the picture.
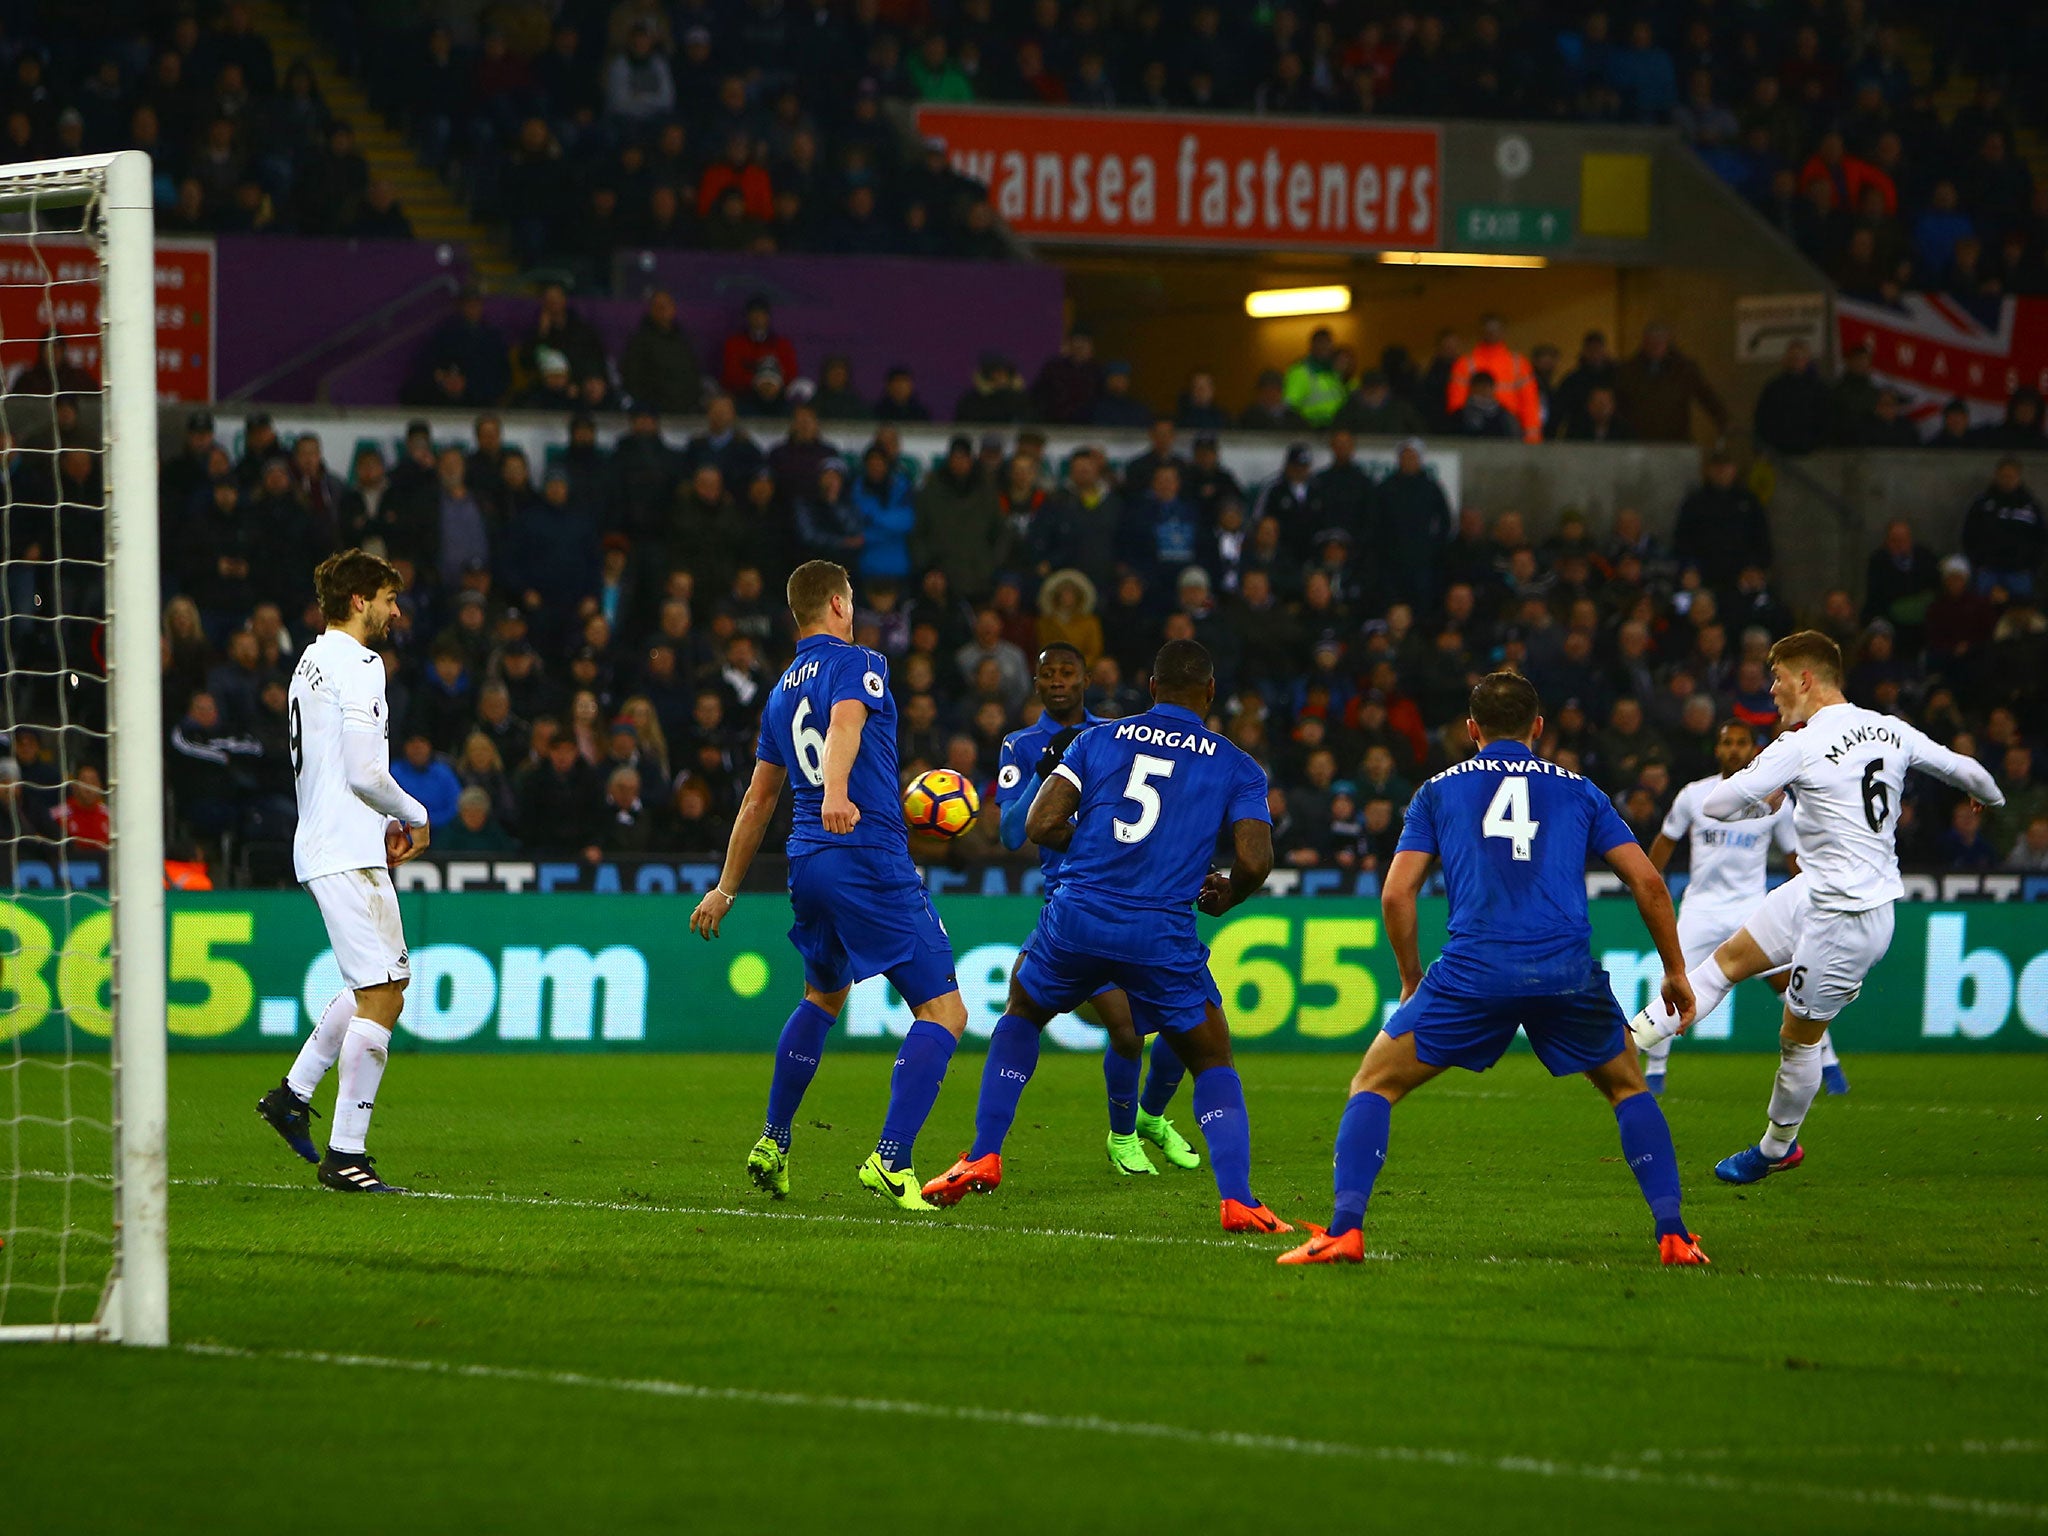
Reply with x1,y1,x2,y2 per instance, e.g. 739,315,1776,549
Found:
1482,775,1540,859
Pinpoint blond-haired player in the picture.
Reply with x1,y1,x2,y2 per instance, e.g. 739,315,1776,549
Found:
1629,632,2000,1183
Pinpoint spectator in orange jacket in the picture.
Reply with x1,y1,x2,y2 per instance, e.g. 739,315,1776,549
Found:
719,294,799,396
1798,130,1896,218
1445,314,1543,442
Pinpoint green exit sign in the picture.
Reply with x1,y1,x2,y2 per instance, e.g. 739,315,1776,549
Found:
1456,204,1573,248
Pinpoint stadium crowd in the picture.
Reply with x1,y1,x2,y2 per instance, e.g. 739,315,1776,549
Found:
106,398,2048,883
3,0,2038,307
403,280,2048,464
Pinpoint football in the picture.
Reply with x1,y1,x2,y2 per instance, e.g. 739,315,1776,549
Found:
903,768,981,839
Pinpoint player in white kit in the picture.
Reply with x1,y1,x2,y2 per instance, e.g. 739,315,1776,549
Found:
255,550,431,1193
1644,718,1846,1097
1629,632,1999,1184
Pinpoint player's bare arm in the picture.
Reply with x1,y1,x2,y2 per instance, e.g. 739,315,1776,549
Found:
1024,771,1081,850
820,697,867,834
1197,819,1273,915
1607,840,1695,1028
691,760,788,939
1646,831,1677,874
1380,848,1433,1003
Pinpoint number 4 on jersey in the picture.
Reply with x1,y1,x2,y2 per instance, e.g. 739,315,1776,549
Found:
1482,775,1540,859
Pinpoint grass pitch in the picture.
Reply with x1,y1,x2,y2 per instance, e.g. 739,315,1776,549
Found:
7,1049,2046,1535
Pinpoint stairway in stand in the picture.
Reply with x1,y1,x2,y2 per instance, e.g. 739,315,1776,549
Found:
241,0,521,290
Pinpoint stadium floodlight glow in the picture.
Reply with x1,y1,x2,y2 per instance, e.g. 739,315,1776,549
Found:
1376,251,1550,269
1244,285,1352,318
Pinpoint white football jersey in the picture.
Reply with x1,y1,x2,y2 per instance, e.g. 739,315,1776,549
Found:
1702,702,2001,913
1661,773,1796,916
290,628,397,882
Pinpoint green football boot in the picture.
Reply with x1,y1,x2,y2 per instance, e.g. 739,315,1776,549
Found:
1106,1130,1160,1176
746,1135,790,1199
858,1152,938,1211
1136,1109,1202,1170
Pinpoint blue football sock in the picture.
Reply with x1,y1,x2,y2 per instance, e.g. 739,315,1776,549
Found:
763,1000,834,1153
1615,1090,1688,1239
1330,1091,1392,1238
1104,1045,1140,1137
1192,1066,1255,1206
1139,1032,1186,1116
875,1020,957,1172
969,1013,1042,1158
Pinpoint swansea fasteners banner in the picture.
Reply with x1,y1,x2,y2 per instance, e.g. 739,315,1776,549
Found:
915,104,1441,251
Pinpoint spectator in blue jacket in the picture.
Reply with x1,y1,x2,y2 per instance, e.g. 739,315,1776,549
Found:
392,731,464,828
852,443,916,584
795,458,864,564
1607,20,1677,121
502,467,601,657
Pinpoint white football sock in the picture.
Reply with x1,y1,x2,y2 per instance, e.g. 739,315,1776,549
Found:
329,1019,392,1156
1759,1039,1823,1158
1635,956,1734,1044
1643,1033,1673,1072
286,990,355,1103
1818,1032,1840,1069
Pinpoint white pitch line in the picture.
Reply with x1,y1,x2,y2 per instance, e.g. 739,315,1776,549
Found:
176,1175,1344,1256
166,1173,2045,1298
174,1340,2048,1525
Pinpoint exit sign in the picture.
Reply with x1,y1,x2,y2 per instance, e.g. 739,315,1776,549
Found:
1456,204,1573,248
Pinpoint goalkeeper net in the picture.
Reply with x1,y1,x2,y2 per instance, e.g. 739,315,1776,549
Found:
0,152,164,1345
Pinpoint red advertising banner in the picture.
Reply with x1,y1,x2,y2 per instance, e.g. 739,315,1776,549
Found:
1838,292,2048,427
915,105,1441,251
0,236,215,403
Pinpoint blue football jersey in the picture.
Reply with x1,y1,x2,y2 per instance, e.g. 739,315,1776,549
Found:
756,634,908,857
1041,703,1271,950
995,709,1101,892
1395,740,1635,996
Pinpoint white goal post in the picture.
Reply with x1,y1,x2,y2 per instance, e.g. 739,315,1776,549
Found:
0,150,165,1345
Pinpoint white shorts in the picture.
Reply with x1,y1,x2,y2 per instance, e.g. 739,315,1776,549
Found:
1741,875,1893,1022
306,868,411,992
1676,900,1750,968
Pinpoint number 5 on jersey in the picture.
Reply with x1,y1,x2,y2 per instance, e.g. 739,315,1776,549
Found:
1114,753,1174,844
1483,775,1540,859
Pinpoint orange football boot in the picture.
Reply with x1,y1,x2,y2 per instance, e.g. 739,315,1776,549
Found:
1276,1224,1366,1264
1659,1231,1711,1266
921,1151,1002,1206
1219,1198,1295,1234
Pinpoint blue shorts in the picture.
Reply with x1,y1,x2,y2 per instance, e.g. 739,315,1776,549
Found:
1385,966,1628,1076
787,846,958,1007
1013,926,1219,1036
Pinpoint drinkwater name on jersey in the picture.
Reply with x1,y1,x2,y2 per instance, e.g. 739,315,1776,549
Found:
1432,753,1587,783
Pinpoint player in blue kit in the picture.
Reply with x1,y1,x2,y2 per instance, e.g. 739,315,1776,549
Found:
924,640,1295,1234
1279,672,1712,1267
689,560,968,1211
996,643,1199,1178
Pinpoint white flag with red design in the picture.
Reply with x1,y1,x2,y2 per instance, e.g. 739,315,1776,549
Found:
1837,293,2048,426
